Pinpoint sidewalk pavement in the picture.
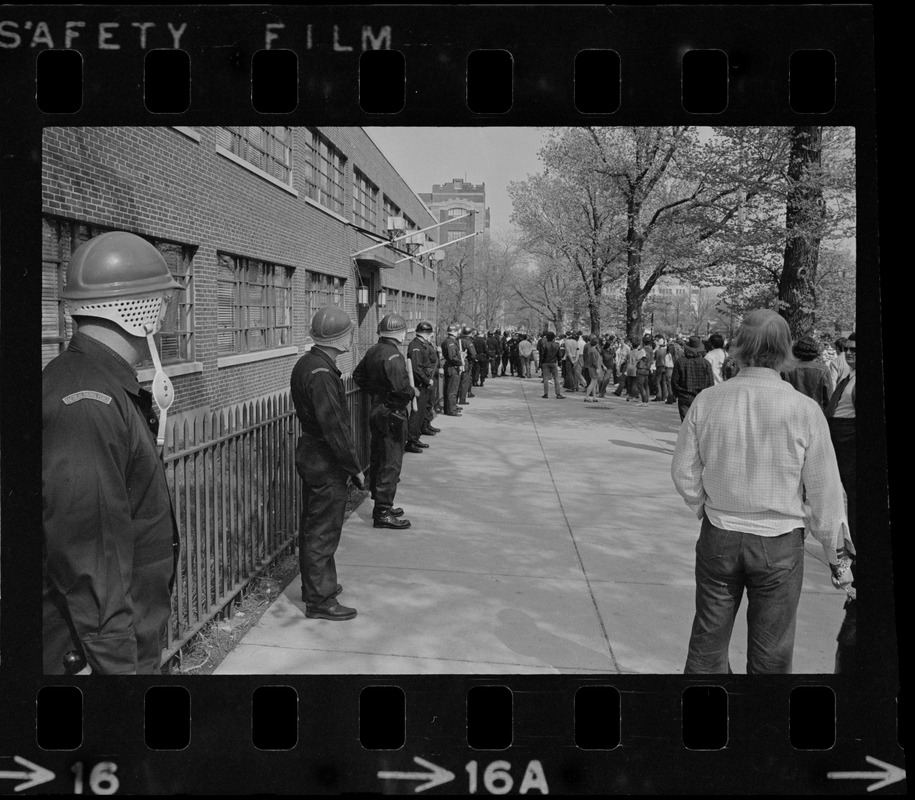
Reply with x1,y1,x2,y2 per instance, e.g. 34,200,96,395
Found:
214,375,846,675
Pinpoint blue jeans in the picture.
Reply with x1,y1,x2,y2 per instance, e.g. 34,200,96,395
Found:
685,517,805,674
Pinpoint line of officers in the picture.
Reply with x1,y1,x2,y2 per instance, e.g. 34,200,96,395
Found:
292,311,490,621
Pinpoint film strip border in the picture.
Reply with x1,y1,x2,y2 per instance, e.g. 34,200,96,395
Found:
12,677,906,794
0,5,875,124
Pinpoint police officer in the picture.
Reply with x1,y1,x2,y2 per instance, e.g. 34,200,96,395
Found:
473,328,489,388
458,325,476,403
417,323,442,436
353,314,416,529
488,329,502,378
43,231,183,675
290,307,365,621
441,323,464,415
406,322,436,451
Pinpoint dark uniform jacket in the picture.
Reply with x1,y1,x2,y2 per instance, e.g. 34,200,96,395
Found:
487,334,501,357
353,338,414,409
407,336,437,388
42,333,179,675
441,334,463,374
290,347,362,476
459,335,476,366
473,334,489,362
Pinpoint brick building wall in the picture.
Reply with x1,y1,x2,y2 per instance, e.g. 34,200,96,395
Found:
42,126,437,418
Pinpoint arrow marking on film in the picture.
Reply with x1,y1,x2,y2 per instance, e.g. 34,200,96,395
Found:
828,755,906,792
378,756,455,793
0,756,56,792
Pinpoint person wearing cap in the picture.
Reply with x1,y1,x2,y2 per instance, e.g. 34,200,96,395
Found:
354,314,417,529
487,329,502,378
290,306,365,621
407,321,438,450
472,328,489,388
43,231,183,675
671,334,715,421
671,309,853,674
441,324,464,415
458,325,477,403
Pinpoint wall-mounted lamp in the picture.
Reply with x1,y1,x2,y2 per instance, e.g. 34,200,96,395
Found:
377,289,388,308
432,250,446,263
332,287,342,305
357,286,370,307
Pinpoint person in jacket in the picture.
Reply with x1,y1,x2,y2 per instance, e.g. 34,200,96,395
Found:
291,306,365,621
353,314,417,529
43,231,184,674
458,325,476,403
539,331,566,399
441,324,464,415
782,335,832,411
472,329,489,388
518,334,534,378
582,335,604,402
671,335,715,421
488,330,503,378
407,321,439,451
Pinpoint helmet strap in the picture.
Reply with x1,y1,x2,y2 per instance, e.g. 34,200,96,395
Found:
144,324,175,450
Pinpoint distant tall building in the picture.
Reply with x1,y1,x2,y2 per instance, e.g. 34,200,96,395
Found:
419,178,491,245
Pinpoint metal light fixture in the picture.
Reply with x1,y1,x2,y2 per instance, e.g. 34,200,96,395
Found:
386,216,406,237
377,289,387,308
357,286,369,307
332,287,342,305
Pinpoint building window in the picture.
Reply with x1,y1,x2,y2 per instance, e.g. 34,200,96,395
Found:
306,271,346,333
402,291,416,324
223,126,293,184
302,128,346,215
217,254,293,355
352,169,379,232
447,207,468,218
446,229,465,242
42,217,195,370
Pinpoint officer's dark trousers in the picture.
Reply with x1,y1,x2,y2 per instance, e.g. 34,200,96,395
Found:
408,386,431,442
490,356,500,377
369,404,405,515
473,360,486,387
296,437,347,610
444,369,460,413
459,370,472,402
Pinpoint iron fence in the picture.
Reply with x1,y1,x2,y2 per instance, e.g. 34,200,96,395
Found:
162,379,369,662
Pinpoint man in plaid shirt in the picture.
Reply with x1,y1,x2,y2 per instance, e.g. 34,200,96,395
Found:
671,310,852,674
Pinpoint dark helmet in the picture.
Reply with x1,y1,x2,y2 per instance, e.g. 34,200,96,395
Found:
415,320,433,333
447,323,460,335
378,313,407,335
62,231,184,336
461,325,472,336
311,306,354,349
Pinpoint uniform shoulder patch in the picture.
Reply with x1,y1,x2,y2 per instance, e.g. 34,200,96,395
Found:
63,390,113,405
387,353,402,361
312,367,330,374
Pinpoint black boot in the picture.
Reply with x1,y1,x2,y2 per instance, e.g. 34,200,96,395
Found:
374,511,412,529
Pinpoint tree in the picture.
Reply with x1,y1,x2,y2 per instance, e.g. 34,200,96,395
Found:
513,250,586,333
509,137,627,334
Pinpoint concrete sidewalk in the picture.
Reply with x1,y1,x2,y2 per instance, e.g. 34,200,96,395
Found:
214,375,846,675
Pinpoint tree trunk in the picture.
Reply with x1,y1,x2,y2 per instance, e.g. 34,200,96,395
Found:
625,204,644,341
779,126,824,338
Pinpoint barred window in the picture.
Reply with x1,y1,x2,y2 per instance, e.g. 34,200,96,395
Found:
42,217,195,370
383,195,401,223
385,288,401,316
352,169,379,231
305,271,346,335
218,254,293,355
302,128,346,215
447,208,468,218
402,291,416,324
446,229,465,242
222,126,293,184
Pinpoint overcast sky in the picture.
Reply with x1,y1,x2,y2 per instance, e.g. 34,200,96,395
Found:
364,127,550,234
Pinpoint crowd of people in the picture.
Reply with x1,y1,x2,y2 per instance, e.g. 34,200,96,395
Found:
40,229,858,674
